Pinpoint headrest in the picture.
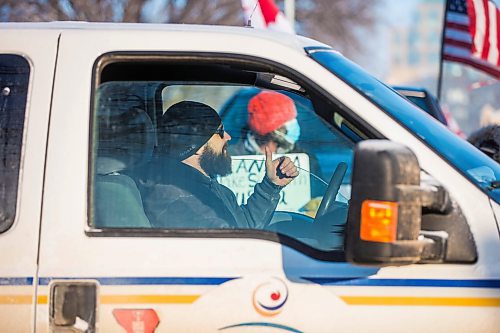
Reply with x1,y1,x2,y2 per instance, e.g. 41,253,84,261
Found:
96,105,155,175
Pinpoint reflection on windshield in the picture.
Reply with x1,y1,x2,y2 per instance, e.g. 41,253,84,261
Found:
467,166,496,184
309,49,500,203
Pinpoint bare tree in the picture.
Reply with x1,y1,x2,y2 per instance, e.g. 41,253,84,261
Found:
0,0,244,24
1,0,116,22
0,0,381,57
293,0,383,56
165,0,244,25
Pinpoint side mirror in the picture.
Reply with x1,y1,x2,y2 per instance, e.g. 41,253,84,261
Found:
345,140,427,265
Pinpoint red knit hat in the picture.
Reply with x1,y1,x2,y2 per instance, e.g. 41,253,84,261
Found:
247,91,297,135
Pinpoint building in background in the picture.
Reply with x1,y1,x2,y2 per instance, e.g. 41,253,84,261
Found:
384,0,500,136
386,0,444,93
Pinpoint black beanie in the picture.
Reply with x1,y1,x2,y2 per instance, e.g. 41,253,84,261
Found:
159,101,222,160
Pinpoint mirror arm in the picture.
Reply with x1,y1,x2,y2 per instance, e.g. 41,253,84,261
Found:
419,181,452,214
418,230,448,263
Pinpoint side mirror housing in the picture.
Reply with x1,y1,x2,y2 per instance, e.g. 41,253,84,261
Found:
345,140,427,265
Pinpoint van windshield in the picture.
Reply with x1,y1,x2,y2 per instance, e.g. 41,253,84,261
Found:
309,49,500,203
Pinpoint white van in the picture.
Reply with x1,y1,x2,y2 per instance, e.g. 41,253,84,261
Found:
0,22,498,332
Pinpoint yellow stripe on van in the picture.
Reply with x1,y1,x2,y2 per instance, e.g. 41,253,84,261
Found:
34,294,200,305
9,294,499,307
37,295,48,304
0,295,49,305
340,296,500,307
0,295,32,304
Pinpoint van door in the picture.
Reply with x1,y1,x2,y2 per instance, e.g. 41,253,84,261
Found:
0,28,60,332
37,29,374,332
38,28,498,333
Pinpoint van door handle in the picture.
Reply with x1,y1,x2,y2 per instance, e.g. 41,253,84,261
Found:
49,281,98,333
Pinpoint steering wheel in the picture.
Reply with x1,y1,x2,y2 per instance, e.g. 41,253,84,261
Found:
267,162,348,251
315,162,348,219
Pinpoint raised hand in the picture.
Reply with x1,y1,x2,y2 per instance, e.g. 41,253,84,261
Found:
264,146,299,187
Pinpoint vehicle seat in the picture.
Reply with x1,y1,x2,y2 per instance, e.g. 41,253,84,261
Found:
93,105,155,228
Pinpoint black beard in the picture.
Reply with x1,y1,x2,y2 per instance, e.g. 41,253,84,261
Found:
199,143,232,177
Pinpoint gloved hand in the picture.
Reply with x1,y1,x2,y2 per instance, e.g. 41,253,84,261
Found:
265,146,299,187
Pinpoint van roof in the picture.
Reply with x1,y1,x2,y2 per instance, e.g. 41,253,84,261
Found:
0,21,330,53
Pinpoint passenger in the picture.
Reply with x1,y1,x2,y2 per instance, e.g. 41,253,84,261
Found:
141,101,299,229
468,124,500,163
230,90,300,155
229,90,323,198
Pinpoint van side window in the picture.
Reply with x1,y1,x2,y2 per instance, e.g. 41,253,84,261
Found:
0,55,30,233
89,57,359,255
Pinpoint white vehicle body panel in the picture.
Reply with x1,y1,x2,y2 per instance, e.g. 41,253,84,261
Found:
0,28,60,332
0,23,497,332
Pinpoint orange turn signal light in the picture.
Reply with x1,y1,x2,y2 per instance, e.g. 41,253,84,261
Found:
360,200,398,243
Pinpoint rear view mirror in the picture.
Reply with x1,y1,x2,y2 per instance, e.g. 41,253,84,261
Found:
345,140,427,265
345,140,477,266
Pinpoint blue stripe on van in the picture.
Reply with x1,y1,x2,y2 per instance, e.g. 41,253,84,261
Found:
3,277,499,289
0,277,34,285
38,277,237,286
301,278,500,288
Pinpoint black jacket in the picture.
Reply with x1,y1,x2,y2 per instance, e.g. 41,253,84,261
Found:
141,157,282,229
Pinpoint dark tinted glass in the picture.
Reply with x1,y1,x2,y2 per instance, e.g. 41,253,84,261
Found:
0,54,30,232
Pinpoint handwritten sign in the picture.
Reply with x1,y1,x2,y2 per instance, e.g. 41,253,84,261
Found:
218,153,311,212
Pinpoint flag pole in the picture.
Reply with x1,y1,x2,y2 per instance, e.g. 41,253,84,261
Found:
437,0,450,102
284,0,295,27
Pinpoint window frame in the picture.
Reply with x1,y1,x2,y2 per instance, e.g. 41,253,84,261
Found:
87,51,383,261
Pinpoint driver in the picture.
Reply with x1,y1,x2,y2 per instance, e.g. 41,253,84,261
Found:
141,101,299,229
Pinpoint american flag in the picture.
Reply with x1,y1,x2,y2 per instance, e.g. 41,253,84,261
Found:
442,0,500,78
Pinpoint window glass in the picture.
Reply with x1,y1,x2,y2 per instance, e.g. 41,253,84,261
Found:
0,54,30,233
90,59,358,253
310,50,500,202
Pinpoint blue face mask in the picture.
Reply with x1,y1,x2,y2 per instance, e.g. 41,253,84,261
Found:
273,118,301,153
283,118,300,144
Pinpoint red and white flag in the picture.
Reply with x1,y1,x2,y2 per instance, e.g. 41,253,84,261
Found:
442,0,500,78
241,0,294,34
